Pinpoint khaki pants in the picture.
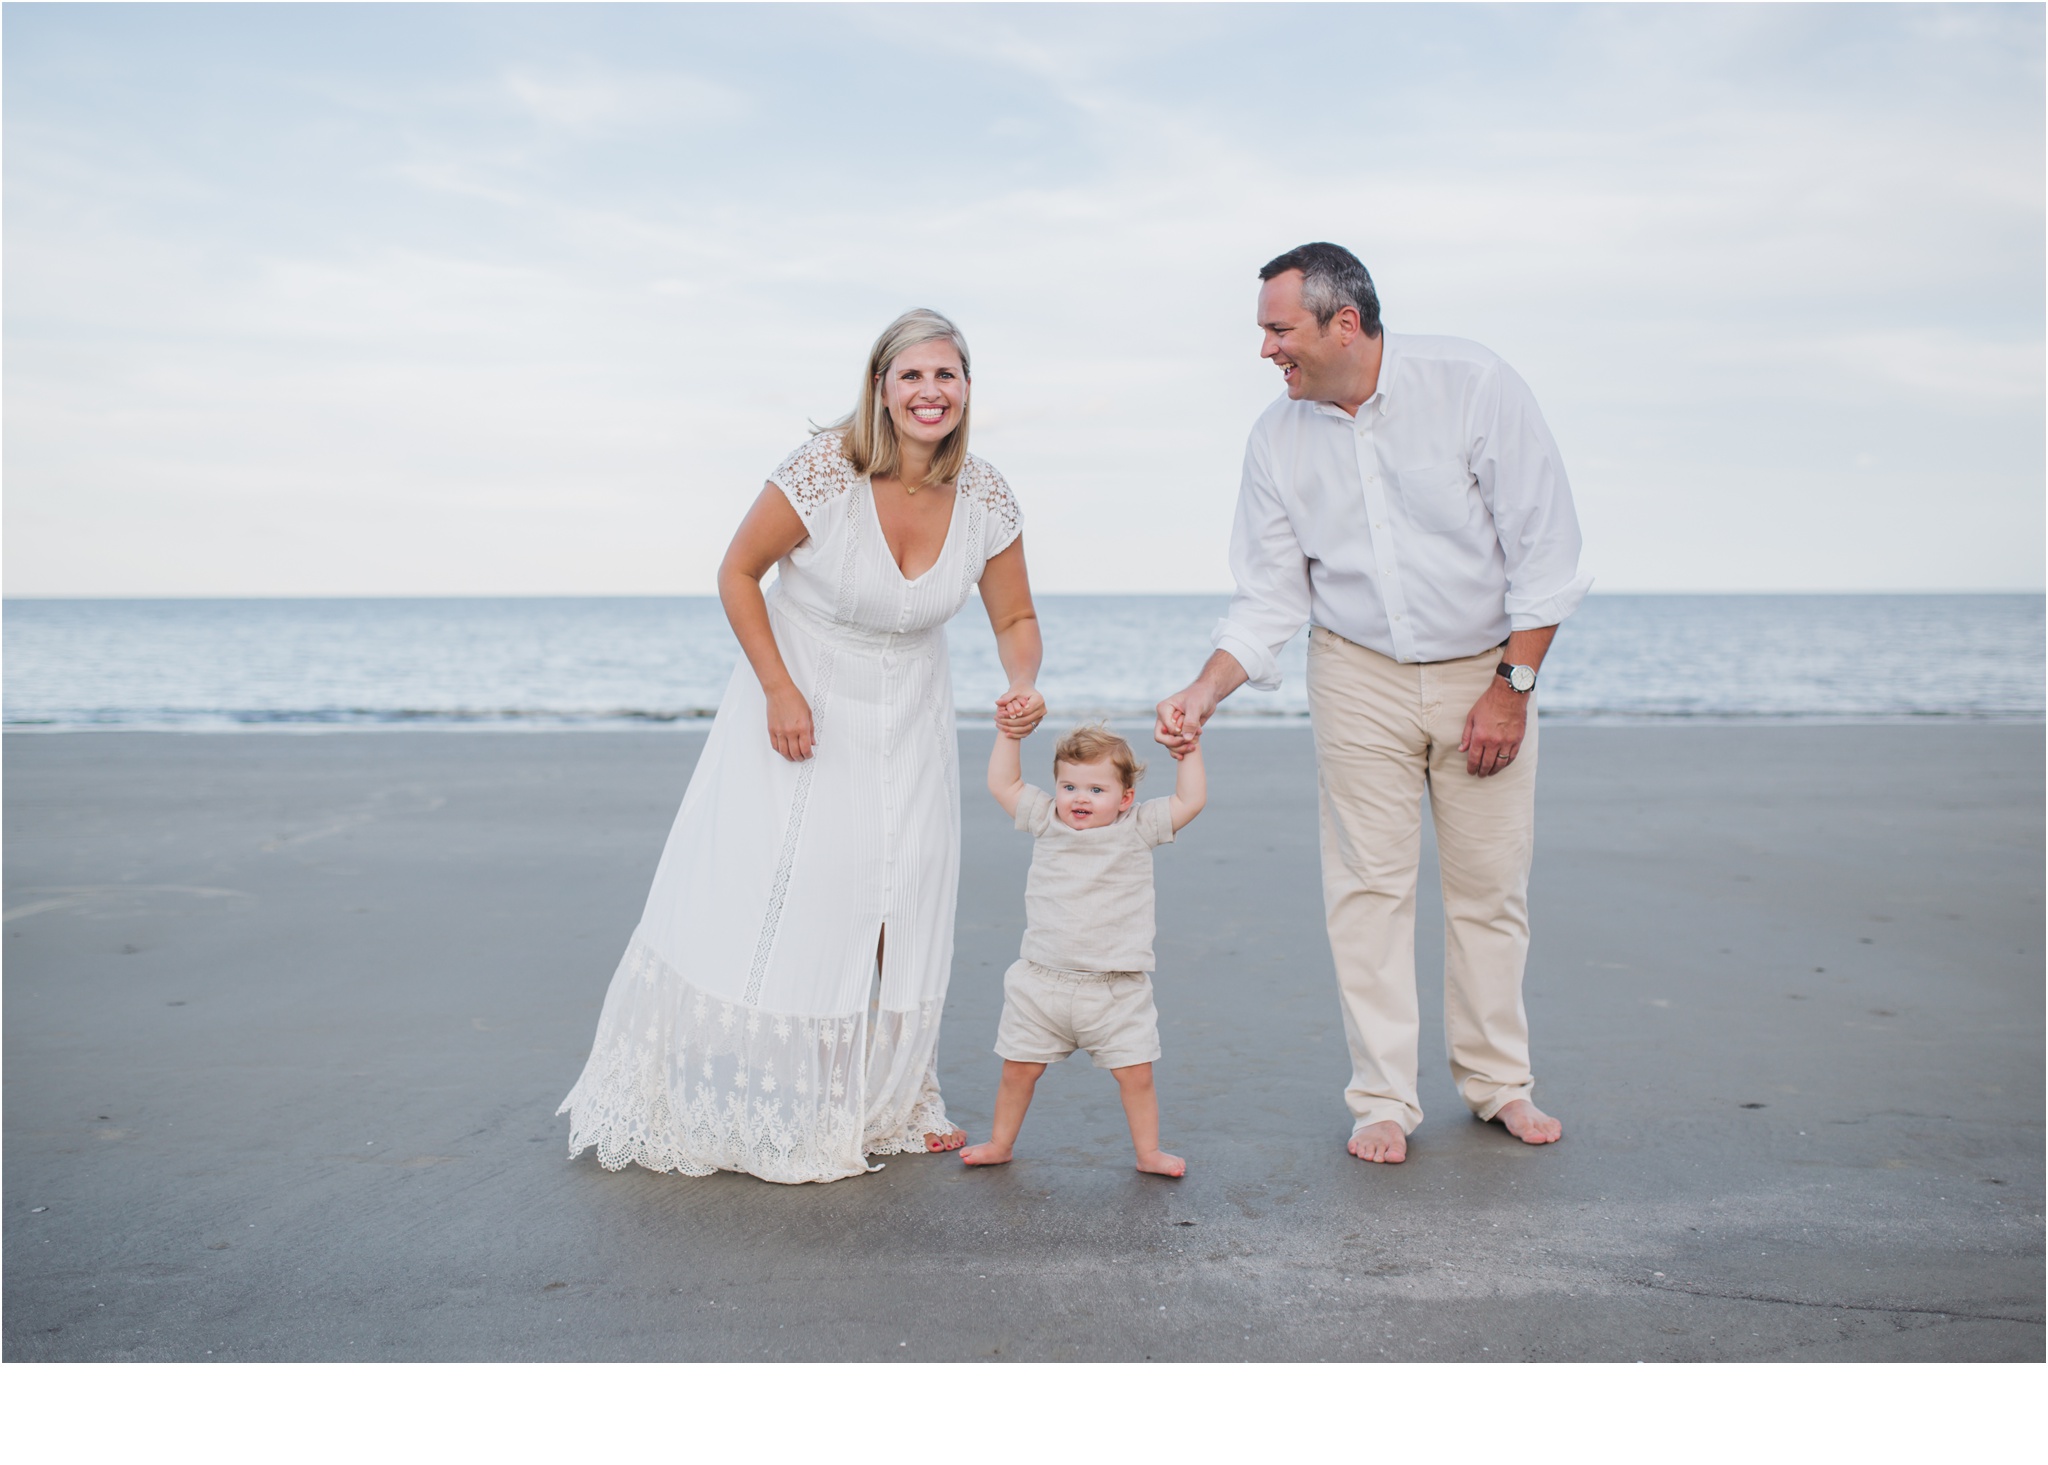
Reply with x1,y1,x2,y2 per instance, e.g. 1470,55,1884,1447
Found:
1305,626,1539,1135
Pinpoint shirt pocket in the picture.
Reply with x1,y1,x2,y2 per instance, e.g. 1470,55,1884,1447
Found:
1394,459,1475,534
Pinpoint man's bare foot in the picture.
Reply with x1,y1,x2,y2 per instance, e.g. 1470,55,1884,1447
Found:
1135,1149,1186,1177
1493,1099,1562,1145
960,1141,1012,1166
1347,1120,1407,1164
923,1126,967,1153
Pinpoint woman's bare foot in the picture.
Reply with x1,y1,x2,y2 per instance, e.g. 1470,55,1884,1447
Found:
1136,1149,1186,1177
923,1126,967,1153
1347,1120,1407,1163
961,1141,1012,1166
1493,1099,1562,1145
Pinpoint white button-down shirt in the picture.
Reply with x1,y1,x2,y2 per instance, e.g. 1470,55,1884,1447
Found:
1214,332,1592,688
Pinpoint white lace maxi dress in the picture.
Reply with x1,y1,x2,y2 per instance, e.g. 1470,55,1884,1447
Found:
558,431,1022,1184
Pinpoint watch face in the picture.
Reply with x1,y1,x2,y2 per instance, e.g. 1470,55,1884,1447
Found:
1509,665,1536,692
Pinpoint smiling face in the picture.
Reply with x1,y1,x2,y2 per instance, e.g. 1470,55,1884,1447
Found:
1258,268,1357,403
877,339,968,454
1054,756,1135,829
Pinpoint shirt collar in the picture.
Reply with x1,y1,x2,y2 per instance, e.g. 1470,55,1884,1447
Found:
1310,331,1396,422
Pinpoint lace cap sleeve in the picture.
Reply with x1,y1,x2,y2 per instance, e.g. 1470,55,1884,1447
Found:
769,432,860,525
962,455,1022,557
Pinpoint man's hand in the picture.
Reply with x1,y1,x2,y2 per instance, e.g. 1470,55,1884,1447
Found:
1154,682,1218,761
1155,651,1250,761
1460,678,1527,777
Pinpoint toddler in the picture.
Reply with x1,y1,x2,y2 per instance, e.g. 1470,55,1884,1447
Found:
962,722,1205,1176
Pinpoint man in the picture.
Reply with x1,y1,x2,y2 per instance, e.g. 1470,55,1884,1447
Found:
1155,242,1590,1164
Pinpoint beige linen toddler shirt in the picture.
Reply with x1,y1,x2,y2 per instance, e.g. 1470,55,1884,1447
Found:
1014,785,1176,974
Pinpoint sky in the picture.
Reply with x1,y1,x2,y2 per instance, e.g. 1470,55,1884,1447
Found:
4,1,2043,597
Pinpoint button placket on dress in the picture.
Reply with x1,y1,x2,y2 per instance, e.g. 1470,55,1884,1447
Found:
877,583,912,924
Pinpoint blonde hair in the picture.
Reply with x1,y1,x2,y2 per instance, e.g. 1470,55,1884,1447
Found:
828,308,973,489
1053,723,1146,791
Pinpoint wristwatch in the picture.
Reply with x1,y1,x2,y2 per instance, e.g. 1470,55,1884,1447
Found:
1496,662,1537,693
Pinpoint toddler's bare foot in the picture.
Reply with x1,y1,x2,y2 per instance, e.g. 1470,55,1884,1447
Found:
1347,1120,1407,1164
1135,1149,1186,1177
1493,1099,1562,1145
923,1126,967,1153
960,1141,1012,1166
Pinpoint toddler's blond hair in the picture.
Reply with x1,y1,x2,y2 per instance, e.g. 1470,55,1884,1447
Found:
1052,723,1146,791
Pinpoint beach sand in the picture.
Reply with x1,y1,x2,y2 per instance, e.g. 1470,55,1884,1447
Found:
3,724,2040,1361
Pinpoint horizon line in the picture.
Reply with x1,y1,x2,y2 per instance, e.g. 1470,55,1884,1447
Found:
2,587,2043,604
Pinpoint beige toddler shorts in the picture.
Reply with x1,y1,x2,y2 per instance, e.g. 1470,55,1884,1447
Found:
995,958,1161,1070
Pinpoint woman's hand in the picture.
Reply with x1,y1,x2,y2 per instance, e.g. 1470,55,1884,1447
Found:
766,682,816,762
721,482,815,762
994,684,1045,739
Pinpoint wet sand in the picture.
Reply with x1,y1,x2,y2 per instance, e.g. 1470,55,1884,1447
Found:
3,724,2041,1361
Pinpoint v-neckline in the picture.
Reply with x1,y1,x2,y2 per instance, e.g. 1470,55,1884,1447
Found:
865,476,963,585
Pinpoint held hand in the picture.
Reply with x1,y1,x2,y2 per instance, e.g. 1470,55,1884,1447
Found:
765,683,816,762
994,684,1045,739
1460,679,1527,777
1154,682,1217,761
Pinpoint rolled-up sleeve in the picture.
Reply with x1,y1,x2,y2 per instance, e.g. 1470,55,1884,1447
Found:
1473,363,1593,631
1212,427,1310,692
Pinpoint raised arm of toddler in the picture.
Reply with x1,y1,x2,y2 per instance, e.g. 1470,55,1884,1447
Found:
1168,740,1206,831
987,721,1028,819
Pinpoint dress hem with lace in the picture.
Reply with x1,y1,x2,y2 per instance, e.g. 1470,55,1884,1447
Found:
558,937,953,1186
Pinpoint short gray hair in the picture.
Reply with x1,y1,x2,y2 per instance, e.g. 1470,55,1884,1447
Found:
1259,242,1381,337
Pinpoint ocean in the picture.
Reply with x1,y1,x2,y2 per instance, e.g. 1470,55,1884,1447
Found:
2,593,2040,732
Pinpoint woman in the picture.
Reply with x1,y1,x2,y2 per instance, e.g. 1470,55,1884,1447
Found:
558,309,1045,1184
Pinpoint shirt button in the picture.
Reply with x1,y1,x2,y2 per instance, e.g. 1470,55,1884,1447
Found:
1393,615,1403,622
